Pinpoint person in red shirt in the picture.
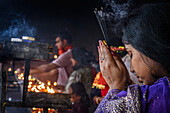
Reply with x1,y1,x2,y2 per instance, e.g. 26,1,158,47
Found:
30,32,73,89
55,32,73,55
92,72,109,105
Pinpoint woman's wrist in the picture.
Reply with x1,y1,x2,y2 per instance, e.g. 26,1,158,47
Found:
109,79,133,90
109,83,126,91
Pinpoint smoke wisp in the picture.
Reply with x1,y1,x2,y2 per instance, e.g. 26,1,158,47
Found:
1,15,37,39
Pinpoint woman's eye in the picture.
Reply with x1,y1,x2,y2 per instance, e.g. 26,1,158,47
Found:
128,52,133,58
130,54,133,58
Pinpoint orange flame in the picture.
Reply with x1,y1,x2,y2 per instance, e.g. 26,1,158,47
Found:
54,55,58,59
47,81,51,86
15,69,58,113
8,68,12,72
53,82,57,86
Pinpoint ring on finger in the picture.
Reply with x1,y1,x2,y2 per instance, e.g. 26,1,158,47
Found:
100,57,105,63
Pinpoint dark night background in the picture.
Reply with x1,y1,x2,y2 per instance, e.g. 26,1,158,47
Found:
0,0,105,57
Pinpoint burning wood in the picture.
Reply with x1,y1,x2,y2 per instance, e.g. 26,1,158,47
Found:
15,70,71,112
26,92,71,113
16,72,59,94
32,107,55,113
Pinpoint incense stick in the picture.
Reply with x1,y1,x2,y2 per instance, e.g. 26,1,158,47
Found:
94,8,111,49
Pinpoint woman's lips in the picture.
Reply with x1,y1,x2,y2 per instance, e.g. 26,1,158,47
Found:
138,78,143,83
136,75,143,83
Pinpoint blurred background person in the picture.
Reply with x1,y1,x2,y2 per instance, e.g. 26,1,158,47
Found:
64,47,97,98
30,32,73,90
68,82,90,113
54,31,73,56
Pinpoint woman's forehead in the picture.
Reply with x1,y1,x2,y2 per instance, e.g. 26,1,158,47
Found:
124,44,132,50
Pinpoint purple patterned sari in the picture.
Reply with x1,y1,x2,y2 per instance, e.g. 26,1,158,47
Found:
95,77,170,113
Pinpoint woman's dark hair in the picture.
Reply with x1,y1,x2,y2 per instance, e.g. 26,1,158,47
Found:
72,47,96,70
70,82,90,106
122,3,170,73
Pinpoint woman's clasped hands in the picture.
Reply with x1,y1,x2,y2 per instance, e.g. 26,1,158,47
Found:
98,40,131,90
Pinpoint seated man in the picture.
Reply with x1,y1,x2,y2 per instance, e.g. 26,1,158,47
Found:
30,32,73,89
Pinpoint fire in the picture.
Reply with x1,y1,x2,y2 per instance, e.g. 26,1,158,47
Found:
28,85,32,89
14,70,17,74
47,81,51,86
17,73,24,80
8,68,12,72
54,55,58,59
31,86,40,92
16,70,58,94
29,81,33,85
31,108,55,113
38,81,42,84
37,83,45,90
26,75,58,94
28,75,32,80
47,86,55,94
16,69,59,113
53,82,57,86
32,107,36,110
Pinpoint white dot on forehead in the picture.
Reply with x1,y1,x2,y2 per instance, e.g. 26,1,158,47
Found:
125,47,128,49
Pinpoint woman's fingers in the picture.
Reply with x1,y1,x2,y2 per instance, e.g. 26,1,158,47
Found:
97,40,130,90
98,40,119,84
112,54,127,71
99,40,127,71
98,40,117,67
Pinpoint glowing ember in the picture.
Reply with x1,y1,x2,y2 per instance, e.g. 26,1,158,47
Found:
32,107,36,110
31,108,55,113
53,82,57,86
47,81,51,86
16,69,59,113
28,75,32,80
37,110,41,113
14,70,17,74
28,85,32,89
31,86,40,92
20,73,24,77
32,78,36,81
8,68,12,72
54,55,58,59
29,81,33,85
16,72,58,93
47,86,55,94
17,73,24,80
37,83,45,90
38,81,42,84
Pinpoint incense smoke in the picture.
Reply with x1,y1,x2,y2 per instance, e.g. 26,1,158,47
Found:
96,0,140,39
1,16,37,39
94,0,155,48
